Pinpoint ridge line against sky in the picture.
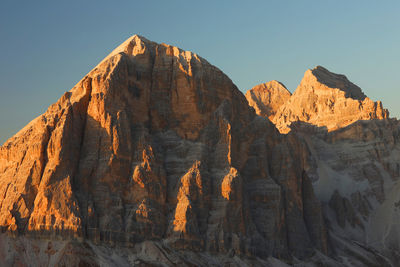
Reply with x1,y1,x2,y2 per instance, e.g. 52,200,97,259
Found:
0,1,399,144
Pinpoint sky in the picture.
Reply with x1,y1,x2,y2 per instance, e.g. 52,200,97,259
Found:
0,1,399,144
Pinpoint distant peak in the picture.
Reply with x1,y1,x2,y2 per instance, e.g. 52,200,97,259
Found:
245,80,292,120
312,65,329,72
272,66,388,133
251,80,291,95
268,80,288,90
303,65,366,101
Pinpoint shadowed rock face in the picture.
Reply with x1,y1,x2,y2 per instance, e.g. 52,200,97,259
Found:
304,118,400,264
0,35,328,263
310,66,366,101
250,65,400,265
271,66,388,133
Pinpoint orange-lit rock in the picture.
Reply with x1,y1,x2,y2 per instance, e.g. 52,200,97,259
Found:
272,66,388,133
0,35,335,264
245,80,291,121
247,66,398,264
221,167,240,200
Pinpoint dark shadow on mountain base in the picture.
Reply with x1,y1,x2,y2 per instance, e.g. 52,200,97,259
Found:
287,118,399,141
287,121,329,135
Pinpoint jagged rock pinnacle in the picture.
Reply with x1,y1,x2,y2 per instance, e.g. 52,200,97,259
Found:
271,66,388,133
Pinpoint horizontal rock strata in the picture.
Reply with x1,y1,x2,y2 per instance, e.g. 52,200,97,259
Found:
0,36,329,264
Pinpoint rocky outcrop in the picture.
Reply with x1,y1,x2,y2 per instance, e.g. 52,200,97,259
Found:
301,118,400,263
245,65,399,265
272,66,388,133
2,35,397,266
245,81,291,120
0,35,331,264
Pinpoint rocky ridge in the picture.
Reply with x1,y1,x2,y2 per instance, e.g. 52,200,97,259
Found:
265,66,388,133
0,35,397,266
247,66,399,266
0,35,347,266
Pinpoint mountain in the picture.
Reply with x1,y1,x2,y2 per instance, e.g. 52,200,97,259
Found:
245,81,291,121
270,66,388,133
246,66,400,266
305,118,400,263
0,35,337,266
0,35,396,266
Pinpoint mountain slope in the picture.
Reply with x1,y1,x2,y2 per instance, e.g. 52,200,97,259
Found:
0,35,341,266
249,66,399,265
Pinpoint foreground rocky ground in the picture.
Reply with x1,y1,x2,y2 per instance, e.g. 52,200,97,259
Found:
0,35,397,266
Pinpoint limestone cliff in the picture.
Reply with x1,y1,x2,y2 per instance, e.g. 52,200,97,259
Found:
245,80,291,121
251,65,398,266
302,118,400,265
272,66,388,133
0,36,332,265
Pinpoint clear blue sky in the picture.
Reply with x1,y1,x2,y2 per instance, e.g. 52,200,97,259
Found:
1,1,399,144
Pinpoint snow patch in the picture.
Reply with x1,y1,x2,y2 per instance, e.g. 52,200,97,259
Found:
313,161,369,202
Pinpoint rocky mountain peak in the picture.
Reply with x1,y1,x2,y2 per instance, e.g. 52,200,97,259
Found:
300,65,366,100
0,34,395,266
0,35,329,265
245,80,291,120
97,34,204,73
270,66,388,133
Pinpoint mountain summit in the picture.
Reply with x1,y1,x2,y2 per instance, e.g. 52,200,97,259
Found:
0,36,397,266
307,66,366,100
264,66,388,133
245,80,291,120
0,35,331,265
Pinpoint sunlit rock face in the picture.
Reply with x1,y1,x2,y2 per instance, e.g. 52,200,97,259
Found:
271,66,388,133
245,80,291,121
0,35,331,265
